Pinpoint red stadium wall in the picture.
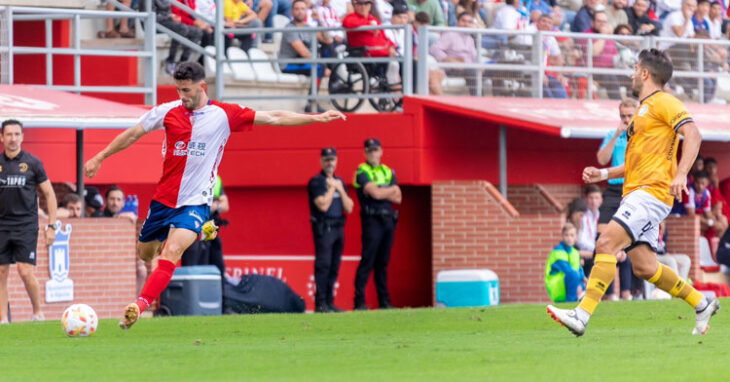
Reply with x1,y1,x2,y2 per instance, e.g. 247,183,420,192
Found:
7,219,136,322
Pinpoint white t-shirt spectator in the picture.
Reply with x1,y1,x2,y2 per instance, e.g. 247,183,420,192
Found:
709,17,723,39
659,10,695,49
330,0,350,19
657,0,681,17
493,5,533,44
376,0,394,24
316,4,344,39
577,209,599,253
542,35,561,65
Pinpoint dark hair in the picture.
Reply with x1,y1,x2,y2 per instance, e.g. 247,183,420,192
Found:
638,49,673,86
105,185,124,200
292,0,307,6
711,0,722,6
614,23,633,35
456,11,474,21
415,11,431,24
704,157,717,166
698,0,710,5
566,198,588,216
173,62,206,82
694,170,710,180
505,0,515,5
62,193,82,206
1,119,23,134
584,184,602,196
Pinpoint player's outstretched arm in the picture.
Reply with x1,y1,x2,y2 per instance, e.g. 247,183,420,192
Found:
84,124,147,178
671,122,702,202
253,110,346,126
582,164,625,183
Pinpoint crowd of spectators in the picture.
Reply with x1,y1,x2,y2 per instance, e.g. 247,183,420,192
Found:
98,0,730,102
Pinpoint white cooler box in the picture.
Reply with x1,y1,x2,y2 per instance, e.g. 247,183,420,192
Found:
436,269,500,307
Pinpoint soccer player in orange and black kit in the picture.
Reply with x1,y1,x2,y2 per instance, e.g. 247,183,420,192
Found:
547,49,720,336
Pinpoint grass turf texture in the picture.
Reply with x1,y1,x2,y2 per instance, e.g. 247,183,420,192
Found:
1,299,728,381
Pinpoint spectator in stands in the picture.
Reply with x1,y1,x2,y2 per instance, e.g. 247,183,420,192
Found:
151,0,204,76
708,1,724,38
456,0,487,28
101,186,137,222
443,0,458,26
606,0,629,29
343,0,396,59
571,0,599,32
545,223,586,303
247,0,274,36
493,0,532,45
657,0,682,17
576,185,601,268
174,0,215,50
99,0,135,38
316,0,346,50
430,12,478,95
705,158,730,236
529,0,555,17
406,0,446,25
686,171,717,233
692,0,711,33
565,198,587,238
659,0,696,51
224,0,263,51
57,193,83,218
537,14,568,99
280,0,333,110
627,0,662,35
587,10,622,99
194,0,218,66
84,186,104,218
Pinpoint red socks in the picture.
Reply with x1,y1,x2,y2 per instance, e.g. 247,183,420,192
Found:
135,259,176,313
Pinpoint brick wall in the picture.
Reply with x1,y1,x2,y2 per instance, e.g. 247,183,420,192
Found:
539,184,583,210
432,181,705,304
665,216,701,281
7,218,137,322
432,181,563,303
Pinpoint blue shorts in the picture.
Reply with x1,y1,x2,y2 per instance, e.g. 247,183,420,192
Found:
139,200,210,243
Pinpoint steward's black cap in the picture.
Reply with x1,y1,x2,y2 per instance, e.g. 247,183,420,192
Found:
364,138,381,149
321,147,337,158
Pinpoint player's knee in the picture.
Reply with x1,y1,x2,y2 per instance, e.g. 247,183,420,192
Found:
16,264,35,280
136,243,157,262
595,235,619,255
631,261,656,280
0,266,9,278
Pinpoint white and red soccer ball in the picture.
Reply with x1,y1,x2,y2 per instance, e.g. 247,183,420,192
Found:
61,304,98,337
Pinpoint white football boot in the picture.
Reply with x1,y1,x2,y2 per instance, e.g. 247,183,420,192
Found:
547,305,587,337
692,297,720,335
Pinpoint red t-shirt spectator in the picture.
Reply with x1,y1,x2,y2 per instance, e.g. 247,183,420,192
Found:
342,12,394,57
173,0,197,26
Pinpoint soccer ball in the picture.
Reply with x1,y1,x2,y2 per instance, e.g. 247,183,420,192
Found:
61,304,98,337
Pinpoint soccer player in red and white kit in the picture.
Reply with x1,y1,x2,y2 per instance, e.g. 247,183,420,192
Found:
84,62,345,329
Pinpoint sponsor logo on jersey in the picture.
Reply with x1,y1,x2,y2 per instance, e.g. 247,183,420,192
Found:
173,141,207,157
638,104,648,117
0,175,26,187
19,163,28,173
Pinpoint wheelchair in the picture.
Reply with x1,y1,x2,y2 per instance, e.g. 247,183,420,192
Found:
327,46,403,113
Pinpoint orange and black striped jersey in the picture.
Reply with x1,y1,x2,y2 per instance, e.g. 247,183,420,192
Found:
623,91,693,206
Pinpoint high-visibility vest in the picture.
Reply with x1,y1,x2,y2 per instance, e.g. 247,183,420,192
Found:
353,162,392,188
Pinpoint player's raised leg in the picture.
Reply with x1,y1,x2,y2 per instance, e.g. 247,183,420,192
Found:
120,228,197,330
628,244,719,335
547,219,630,336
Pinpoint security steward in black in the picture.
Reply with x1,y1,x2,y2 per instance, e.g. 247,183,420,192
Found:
308,147,353,313
353,138,402,310
0,119,58,323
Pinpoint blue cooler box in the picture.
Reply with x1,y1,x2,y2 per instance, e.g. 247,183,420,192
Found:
159,265,222,316
436,269,500,307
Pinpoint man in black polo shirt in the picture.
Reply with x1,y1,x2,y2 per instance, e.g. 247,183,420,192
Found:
0,119,58,323
308,147,353,313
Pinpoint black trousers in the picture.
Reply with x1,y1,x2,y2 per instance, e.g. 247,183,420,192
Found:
312,222,345,306
354,215,395,307
158,18,203,63
181,237,225,279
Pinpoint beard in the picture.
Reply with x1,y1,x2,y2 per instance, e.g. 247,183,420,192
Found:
631,80,641,98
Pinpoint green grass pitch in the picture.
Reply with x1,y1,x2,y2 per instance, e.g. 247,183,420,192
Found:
1,299,728,381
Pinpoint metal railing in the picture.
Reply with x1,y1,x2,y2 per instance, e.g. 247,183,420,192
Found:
0,4,157,105
213,24,413,108
417,26,730,104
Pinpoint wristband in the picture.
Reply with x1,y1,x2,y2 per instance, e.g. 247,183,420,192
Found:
45,224,55,232
599,169,609,181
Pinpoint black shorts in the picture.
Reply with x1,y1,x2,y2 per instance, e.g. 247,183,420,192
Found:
0,229,39,266
598,184,623,225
